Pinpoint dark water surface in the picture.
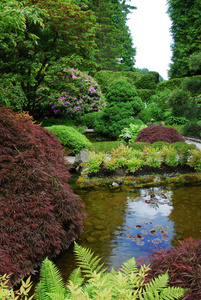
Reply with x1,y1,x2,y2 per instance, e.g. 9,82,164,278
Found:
53,181,201,282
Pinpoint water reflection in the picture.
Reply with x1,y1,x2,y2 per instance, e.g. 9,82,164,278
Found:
53,185,201,281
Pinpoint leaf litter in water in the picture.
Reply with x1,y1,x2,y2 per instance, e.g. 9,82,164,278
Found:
121,221,171,246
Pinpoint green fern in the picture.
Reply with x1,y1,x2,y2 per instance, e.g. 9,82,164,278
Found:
140,271,187,300
74,242,106,279
35,244,187,300
35,257,66,300
119,257,139,276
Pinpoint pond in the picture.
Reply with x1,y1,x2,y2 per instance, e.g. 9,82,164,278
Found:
53,180,201,282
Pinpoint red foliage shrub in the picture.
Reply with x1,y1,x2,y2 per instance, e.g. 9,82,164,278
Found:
135,125,185,143
146,237,201,300
0,106,85,283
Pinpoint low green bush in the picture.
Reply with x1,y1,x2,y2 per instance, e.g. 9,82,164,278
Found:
85,143,201,175
35,243,186,300
181,121,201,137
136,89,156,103
80,112,100,128
45,125,91,153
165,116,188,125
119,123,147,142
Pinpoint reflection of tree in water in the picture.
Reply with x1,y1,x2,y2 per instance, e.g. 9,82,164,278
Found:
79,188,129,263
168,186,201,246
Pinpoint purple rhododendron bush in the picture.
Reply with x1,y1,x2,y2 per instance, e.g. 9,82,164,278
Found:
135,125,185,143
0,106,85,283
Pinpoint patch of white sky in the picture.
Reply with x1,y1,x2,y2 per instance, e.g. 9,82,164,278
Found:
126,0,173,80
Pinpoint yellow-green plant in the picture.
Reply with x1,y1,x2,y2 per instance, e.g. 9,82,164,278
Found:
86,151,106,173
126,156,144,173
142,147,162,168
160,146,179,167
187,149,201,171
35,242,186,300
0,275,34,300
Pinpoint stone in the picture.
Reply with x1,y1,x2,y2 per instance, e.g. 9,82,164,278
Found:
110,182,120,189
74,151,89,168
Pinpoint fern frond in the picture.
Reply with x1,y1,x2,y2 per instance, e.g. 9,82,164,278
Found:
119,257,138,276
35,257,66,300
46,292,66,300
160,286,187,299
144,271,169,295
67,267,84,287
74,242,106,279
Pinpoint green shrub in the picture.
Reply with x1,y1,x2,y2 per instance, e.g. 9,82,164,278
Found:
156,78,183,92
0,79,27,112
182,76,201,97
94,70,142,94
80,112,100,128
35,243,186,300
94,80,144,139
119,123,147,142
151,141,170,149
167,89,196,119
136,89,156,103
135,73,157,90
166,116,188,125
181,121,201,137
45,125,91,153
139,102,165,123
106,79,138,102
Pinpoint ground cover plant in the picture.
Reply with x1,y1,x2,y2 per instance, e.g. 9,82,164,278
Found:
34,242,186,300
146,237,201,300
45,125,91,153
135,125,185,144
0,106,85,284
84,143,200,176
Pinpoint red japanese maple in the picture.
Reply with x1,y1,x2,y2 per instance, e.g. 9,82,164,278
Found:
0,106,84,283
135,125,185,143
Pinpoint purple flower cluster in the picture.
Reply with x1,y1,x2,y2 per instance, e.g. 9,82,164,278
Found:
48,69,105,118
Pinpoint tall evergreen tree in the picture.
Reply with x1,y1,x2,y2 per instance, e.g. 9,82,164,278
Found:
88,0,136,71
167,0,201,78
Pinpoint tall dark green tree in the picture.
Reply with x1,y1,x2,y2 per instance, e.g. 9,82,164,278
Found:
167,0,201,78
88,0,136,71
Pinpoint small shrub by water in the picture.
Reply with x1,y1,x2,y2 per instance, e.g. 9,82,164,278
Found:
135,125,185,144
45,125,91,153
146,237,201,300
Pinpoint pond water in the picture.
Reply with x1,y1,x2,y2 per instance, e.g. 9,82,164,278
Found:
53,181,201,282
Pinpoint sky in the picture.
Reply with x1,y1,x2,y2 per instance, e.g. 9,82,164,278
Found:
126,0,173,80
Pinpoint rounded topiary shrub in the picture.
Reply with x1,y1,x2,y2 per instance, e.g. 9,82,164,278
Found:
135,125,185,144
45,125,91,153
94,80,145,139
0,106,84,283
106,79,138,103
